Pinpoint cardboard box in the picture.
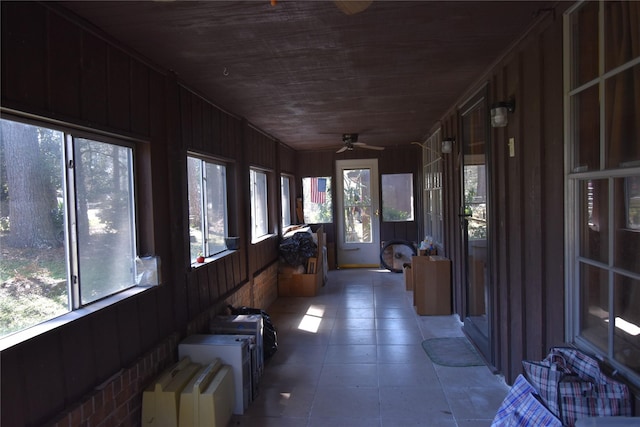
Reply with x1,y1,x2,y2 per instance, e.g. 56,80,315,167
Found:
412,256,451,315
403,264,413,291
278,225,324,297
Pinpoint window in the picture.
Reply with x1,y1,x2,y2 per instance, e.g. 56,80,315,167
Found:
250,169,269,241
281,175,292,228
302,177,332,224
566,1,640,384
0,117,139,338
422,130,444,244
187,155,228,262
382,173,414,221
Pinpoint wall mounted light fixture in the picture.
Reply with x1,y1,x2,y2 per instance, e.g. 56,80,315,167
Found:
441,137,455,153
490,99,516,128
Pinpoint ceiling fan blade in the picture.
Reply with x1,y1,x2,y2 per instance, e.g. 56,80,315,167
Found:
336,146,349,153
353,142,385,151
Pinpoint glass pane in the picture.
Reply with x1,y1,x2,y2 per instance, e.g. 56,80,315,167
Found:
281,176,291,227
461,98,489,340
205,163,227,255
424,191,432,237
614,274,640,375
464,164,487,239
250,170,268,239
343,169,371,243
624,175,640,230
187,157,203,262
580,262,609,353
434,188,443,244
579,179,609,263
614,176,640,274
570,1,600,89
382,173,414,221
605,1,640,72
571,85,601,172
605,65,640,169
302,177,332,224
75,138,136,305
0,119,69,336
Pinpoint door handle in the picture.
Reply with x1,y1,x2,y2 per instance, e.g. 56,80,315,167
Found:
375,209,379,216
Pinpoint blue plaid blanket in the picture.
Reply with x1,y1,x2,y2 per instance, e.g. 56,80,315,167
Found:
492,374,563,426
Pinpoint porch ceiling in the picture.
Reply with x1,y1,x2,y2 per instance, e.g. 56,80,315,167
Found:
57,1,554,151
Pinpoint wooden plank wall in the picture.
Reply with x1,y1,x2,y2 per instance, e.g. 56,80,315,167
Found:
440,113,463,316
440,10,566,383
0,2,281,425
0,1,574,424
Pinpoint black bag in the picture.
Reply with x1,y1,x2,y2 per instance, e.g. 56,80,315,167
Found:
228,305,278,360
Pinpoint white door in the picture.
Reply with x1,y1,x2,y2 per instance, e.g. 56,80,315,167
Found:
336,159,380,267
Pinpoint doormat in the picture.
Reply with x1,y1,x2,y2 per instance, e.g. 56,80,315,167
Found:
421,337,485,367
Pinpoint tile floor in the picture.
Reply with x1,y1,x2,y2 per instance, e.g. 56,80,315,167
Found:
229,268,510,427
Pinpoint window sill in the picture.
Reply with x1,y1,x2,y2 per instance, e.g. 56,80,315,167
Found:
0,285,155,352
251,233,276,244
191,249,238,269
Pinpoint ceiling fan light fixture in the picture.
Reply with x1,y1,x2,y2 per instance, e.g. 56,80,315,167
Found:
333,0,373,15
336,132,383,153
342,133,358,144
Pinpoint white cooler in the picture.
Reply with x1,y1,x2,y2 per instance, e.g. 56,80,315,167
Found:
210,314,264,380
178,334,253,415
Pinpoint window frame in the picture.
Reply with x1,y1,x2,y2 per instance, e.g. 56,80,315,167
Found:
281,173,294,229
421,129,444,245
250,167,270,242
302,176,333,224
0,111,151,345
381,173,415,222
187,153,230,263
564,1,640,386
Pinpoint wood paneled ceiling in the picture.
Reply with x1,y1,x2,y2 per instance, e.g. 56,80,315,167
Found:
57,1,554,151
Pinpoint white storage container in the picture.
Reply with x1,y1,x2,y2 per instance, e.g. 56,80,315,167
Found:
210,314,264,379
178,334,253,415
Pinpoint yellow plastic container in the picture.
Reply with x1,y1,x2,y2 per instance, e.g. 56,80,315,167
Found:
179,360,235,427
141,357,201,427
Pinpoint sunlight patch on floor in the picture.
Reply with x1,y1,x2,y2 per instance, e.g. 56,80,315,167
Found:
298,304,325,333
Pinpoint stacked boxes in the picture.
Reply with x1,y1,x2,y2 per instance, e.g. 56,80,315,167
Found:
210,314,264,397
278,225,325,297
178,334,255,415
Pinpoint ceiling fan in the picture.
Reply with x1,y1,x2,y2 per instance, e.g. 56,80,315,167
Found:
336,133,385,153
333,0,372,15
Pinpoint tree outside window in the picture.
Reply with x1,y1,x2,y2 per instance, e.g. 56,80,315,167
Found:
0,117,138,337
302,177,332,224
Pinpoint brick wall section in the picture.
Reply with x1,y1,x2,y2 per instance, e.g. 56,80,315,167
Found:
251,263,279,311
47,261,279,426
223,262,279,312
49,332,179,427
